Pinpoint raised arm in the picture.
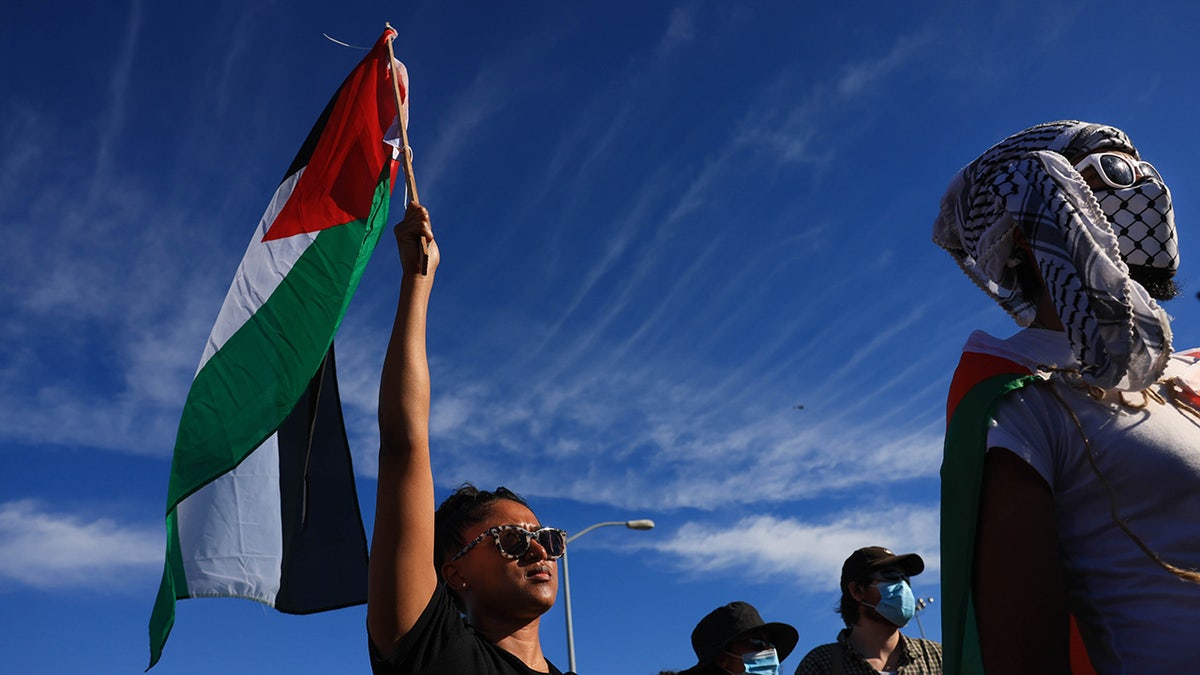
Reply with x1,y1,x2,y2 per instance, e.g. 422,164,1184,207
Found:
975,447,1069,674
367,202,441,658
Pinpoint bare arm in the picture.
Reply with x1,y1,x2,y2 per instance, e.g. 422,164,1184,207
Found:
975,447,1070,674
367,203,440,658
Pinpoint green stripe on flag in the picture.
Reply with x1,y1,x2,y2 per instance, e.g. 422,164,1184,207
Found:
941,371,1039,675
148,509,185,669
165,170,391,510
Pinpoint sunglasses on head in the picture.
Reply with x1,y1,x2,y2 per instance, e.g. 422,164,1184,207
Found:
450,524,568,562
1074,152,1162,189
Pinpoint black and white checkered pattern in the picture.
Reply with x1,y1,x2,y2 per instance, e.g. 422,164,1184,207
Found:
932,121,1173,391
1096,180,1178,271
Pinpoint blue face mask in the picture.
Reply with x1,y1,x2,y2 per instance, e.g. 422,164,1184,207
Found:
739,647,780,675
865,580,915,628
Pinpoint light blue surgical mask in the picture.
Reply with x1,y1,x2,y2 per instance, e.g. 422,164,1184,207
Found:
864,579,915,628
738,647,780,675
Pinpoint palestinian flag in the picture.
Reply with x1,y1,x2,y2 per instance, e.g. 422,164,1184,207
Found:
941,344,1094,675
148,28,408,669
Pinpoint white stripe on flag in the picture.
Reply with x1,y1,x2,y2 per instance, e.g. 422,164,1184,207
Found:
175,433,283,603
197,169,316,373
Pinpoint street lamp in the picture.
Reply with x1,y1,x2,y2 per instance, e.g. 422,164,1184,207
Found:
913,596,935,640
562,519,655,673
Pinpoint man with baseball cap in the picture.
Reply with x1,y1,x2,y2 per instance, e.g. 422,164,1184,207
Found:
680,601,799,675
794,546,942,674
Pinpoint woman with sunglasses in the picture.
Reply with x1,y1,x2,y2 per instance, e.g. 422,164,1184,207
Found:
367,203,572,675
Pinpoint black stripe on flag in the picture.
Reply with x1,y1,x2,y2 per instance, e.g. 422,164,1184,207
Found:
275,343,369,613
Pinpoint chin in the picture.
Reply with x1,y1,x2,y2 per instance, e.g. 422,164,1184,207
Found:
1146,278,1181,302
1130,268,1180,302
530,586,558,610
507,580,557,615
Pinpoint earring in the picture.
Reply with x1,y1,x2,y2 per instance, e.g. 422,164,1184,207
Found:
461,582,468,589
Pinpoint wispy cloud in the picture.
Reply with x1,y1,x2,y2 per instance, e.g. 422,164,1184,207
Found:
659,6,698,54
0,104,43,202
88,0,143,208
734,28,932,166
0,137,224,457
647,504,940,589
835,31,933,98
0,500,160,590
208,3,265,117
419,62,516,196
406,334,948,511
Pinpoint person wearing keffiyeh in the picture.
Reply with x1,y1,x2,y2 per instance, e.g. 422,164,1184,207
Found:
932,121,1200,674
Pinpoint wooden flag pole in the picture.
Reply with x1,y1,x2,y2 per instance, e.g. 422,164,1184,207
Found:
384,23,418,204
384,22,428,274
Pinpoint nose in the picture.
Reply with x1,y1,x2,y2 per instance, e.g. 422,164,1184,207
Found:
523,536,549,561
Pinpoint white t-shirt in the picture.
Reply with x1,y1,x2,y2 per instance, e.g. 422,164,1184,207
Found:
974,328,1200,673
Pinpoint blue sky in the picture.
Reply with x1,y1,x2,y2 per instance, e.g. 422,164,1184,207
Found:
5,1,1200,673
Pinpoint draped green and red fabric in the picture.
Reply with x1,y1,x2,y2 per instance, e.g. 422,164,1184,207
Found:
148,28,407,669
940,350,1095,675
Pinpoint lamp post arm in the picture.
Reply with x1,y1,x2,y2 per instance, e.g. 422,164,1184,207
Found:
567,521,626,543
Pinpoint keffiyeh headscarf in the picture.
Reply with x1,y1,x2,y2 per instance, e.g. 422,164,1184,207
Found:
932,120,1175,391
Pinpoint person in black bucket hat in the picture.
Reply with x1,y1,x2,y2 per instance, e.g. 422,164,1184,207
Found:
679,601,799,674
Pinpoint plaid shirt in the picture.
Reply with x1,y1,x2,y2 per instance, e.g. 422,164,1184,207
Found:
793,628,942,675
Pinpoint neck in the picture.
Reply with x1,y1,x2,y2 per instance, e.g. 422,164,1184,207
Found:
849,618,901,664
1031,289,1064,331
471,614,547,671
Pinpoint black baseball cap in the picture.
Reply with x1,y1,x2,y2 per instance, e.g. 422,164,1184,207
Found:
840,546,924,591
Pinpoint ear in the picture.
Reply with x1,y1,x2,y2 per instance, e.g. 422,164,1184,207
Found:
441,561,467,590
848,580,868,603
712,651,741,672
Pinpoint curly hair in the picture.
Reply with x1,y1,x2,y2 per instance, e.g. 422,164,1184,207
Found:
433,483,530,584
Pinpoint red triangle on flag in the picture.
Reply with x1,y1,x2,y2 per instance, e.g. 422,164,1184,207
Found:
264,31,404,242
